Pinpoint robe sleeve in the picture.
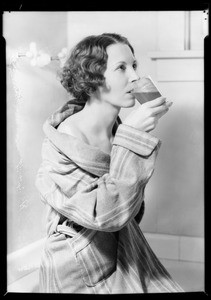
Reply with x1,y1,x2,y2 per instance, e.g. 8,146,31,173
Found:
35,124,161,232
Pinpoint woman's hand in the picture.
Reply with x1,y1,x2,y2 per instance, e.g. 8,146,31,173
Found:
123,97,173,132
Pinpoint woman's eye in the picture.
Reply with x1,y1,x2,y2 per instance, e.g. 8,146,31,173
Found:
116,63,137,71
118,65,126,71
133,63,137,70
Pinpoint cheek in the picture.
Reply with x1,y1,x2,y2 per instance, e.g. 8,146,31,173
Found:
105,76,125,93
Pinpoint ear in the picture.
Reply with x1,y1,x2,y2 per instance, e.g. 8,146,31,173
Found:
103,82,111,92
98,82,111,93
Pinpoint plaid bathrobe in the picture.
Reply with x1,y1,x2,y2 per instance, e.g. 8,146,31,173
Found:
35,99,183,294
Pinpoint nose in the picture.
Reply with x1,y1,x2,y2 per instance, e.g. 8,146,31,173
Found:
129,69,140,83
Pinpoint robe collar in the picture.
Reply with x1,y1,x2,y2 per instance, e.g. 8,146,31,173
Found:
43,98,121,177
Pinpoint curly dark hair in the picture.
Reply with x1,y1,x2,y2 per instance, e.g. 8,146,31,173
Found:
59,33,135,102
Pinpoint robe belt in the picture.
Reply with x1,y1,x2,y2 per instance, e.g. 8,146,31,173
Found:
56,221,83,237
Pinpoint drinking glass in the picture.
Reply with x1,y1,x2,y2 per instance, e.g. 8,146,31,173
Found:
132,75,162,104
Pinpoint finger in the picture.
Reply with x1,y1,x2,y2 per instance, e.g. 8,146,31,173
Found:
146,96,166,108
165,101,173,108
151,104,169,115
156,108,169,119
151,100,173,114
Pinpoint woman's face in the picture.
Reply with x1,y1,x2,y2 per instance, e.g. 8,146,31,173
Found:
98,43,140,108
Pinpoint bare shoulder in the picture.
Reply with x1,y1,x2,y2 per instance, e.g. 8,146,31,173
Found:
57,115,88,143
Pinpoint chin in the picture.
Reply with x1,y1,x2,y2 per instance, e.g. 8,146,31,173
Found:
122,98,136,108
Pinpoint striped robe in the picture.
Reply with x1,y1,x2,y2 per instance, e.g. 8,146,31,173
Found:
35,99,184,293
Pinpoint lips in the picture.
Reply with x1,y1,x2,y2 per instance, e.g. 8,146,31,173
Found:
126,83,137,93
126,89,136,98
126,88,134,94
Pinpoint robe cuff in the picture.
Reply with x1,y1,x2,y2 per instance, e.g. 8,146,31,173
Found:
113,124,161,156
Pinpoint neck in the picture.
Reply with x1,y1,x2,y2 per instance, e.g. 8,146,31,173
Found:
80,96,120,139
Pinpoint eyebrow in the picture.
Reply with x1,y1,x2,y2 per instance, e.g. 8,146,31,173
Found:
115,59,138,66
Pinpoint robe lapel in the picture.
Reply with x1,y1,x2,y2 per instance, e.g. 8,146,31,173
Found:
43,99,121,177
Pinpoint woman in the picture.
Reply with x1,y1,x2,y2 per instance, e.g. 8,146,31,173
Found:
35,33,183,293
